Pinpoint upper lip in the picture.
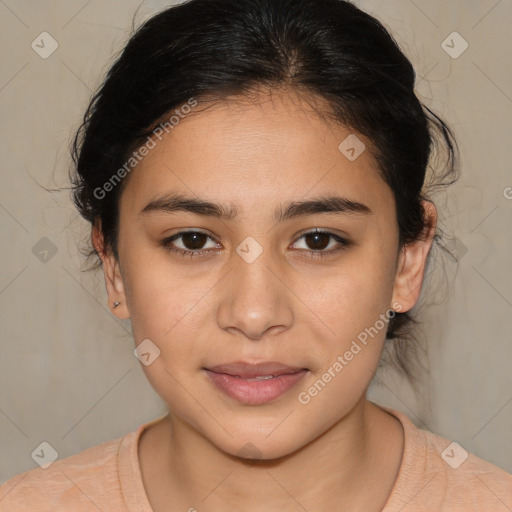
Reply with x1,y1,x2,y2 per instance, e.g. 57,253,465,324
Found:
205,361,308,378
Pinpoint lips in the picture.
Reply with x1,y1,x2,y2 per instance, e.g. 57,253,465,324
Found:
203,361,309,405
205,361,308,378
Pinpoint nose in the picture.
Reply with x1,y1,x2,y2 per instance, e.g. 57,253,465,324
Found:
216,247,294,341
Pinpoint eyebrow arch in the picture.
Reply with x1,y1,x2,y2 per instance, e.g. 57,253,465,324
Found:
138,193,373,223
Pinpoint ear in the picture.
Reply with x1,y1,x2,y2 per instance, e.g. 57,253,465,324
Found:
91,218,130,319
391,200,437,313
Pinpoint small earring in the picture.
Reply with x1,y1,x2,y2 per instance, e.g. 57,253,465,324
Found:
113,301,121,309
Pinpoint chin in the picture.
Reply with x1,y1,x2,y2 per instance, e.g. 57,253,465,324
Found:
210,425,307,462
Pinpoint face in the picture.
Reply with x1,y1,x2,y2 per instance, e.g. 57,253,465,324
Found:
94,88,435,459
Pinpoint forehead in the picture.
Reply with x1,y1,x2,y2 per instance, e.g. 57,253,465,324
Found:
119,88,394,221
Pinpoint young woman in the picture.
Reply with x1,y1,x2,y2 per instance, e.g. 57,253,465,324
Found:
1,0,511,510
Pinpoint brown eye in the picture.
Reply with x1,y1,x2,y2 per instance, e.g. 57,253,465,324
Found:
292,229,352,259
161,230,219,257
303,231,331,251
180,232,209,250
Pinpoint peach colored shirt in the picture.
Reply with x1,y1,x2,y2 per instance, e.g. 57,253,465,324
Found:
1,406,511,511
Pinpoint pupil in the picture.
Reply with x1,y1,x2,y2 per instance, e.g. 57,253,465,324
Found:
183,232,206,250
306,233,329,250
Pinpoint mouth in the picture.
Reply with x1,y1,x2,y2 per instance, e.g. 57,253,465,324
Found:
203,361,309,405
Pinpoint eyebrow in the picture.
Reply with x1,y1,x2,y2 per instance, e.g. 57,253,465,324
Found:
138,193,373,223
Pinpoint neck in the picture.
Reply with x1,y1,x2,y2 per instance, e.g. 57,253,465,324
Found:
141,398,404,512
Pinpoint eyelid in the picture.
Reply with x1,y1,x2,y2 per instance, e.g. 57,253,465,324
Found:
164,228,218,242
161,228,351,259
290,229,351,253
293,226,350,241
165,229,220,249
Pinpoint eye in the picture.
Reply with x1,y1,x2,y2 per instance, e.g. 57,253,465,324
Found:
160,228,351,259
161,230,220,258
291,229,351,258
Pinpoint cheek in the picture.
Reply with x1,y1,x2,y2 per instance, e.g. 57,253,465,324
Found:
294,247,397,400
295,349,379,435
298,250,396,337
122,251,210,341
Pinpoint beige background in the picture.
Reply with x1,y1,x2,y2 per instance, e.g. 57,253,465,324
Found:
0,0,511,484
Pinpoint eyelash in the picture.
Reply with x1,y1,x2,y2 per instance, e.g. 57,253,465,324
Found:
160,229,352,260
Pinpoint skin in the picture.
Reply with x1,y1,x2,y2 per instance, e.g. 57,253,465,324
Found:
92,87,437,512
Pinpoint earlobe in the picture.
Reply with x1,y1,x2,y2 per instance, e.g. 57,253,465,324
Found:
391,200,437,313
91,219,130,319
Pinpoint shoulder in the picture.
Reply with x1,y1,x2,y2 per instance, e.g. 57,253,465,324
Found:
383,406,512,512
0,432,132,511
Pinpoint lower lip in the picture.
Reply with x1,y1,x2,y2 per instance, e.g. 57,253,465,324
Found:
204,369,308,405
